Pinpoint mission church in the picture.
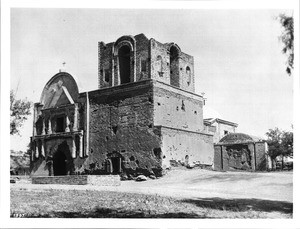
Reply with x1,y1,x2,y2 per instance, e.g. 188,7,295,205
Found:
30,33,269,178
30,33,216,177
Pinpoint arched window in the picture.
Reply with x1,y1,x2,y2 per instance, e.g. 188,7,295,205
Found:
118,45,131,84
186,66,191,85
170,46,180,87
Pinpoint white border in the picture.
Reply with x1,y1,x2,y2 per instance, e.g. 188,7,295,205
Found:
1,0,299,228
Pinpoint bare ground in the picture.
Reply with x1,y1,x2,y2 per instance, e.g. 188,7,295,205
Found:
10,168,293,218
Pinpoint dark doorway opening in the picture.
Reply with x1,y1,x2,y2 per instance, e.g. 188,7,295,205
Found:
111,157,122,174
170,46,180,87
118,45,131,84
53,151,67,176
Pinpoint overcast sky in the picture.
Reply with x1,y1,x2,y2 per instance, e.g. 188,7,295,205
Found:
10,8,293,151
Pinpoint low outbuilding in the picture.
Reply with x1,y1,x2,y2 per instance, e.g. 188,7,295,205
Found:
214,133,270,171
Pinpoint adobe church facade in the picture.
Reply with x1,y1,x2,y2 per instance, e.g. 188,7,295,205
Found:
30,34,214,177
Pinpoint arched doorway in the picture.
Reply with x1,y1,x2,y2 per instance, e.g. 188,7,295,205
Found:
53,151,67,176
170,46,180,87
118,45,131,84
106,151,123,174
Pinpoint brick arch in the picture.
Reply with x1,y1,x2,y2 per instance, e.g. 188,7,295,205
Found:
169,44,181,87
167,43,181,56
113,37,137,85
114,35,136,51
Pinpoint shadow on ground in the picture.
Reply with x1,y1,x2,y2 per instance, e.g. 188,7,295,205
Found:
188,173,261,184
18,208,207,218
182,197,293,214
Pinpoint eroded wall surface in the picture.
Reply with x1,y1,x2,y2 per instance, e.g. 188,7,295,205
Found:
213,142,268,171
153,81,204,132
86,80,163,176
161,127,214,168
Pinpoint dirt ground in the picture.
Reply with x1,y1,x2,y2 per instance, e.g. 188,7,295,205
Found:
11,168,293,203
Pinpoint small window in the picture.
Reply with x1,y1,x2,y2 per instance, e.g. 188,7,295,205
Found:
104,69,110,83
141,59,147,72
224,130,229,135
186,66,191,85
56,117,65,133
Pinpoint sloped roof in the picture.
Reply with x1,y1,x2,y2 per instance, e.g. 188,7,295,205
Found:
219,133,265,144
204,118,238,127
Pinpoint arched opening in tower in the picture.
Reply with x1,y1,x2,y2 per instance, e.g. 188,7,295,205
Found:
170,46,180,87
118,45,131,84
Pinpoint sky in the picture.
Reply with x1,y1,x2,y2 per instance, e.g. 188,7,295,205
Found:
10,8,294,151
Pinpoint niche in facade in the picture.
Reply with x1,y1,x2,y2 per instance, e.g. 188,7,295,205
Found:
56,116,65,133
118,45,131,84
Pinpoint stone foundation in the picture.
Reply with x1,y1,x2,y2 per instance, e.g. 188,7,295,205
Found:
31,175,121,186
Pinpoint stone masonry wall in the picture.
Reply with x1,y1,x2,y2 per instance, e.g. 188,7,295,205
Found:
98,34,150,89
99,35,195,93
85,80,163,176
32,175,121,186
98,42,114,88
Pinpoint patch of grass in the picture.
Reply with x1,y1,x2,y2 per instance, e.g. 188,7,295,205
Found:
10,189,292,218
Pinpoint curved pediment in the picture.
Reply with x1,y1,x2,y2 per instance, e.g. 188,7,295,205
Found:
40,72,79,109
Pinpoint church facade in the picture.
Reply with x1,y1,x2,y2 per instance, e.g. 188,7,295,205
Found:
30,34,214,177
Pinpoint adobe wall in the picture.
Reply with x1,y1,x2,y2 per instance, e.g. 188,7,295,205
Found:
214,142,268,171
255,142,268,171
153,81,204,132
150,39,170,85
178,52,194,92
161,127,214,168
86,80,163,176
213,145,223,171
135,34,151,81
150,39,195,93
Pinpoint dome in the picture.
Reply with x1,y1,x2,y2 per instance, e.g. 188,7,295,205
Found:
219,133,264,144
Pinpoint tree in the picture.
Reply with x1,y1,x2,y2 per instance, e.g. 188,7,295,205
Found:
266,127,293,170
278,14,294,75
10,90,32,135
281,130,293,158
